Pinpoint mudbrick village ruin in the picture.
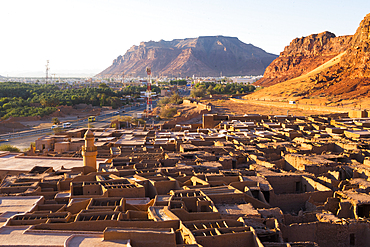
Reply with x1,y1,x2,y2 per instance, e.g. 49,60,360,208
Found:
2,108,370,247
1,9,370,247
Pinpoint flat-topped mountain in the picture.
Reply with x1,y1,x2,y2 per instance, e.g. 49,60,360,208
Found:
96,36,278,78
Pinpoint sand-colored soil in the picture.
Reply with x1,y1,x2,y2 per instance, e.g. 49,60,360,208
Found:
208,98,341,116
249,52,346,102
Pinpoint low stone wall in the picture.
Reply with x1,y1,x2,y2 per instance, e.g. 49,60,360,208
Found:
182,100,213,111
281,221,370,247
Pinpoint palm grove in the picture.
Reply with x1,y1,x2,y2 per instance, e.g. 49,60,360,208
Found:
0,82,159,120
0,81,254,120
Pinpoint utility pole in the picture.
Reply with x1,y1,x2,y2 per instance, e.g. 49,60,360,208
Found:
45,60,49,84
146,67,152,118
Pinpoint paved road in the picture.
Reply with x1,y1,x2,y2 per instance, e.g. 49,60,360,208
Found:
0,110,122,140
2,105,149,151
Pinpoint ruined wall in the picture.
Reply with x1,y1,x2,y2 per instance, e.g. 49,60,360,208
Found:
281,221,370,247
270,191,333,213
264,175,301,195
182,99,213,111
284,154,337,175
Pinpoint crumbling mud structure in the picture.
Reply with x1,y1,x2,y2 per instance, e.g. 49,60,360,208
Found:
1,110,370,246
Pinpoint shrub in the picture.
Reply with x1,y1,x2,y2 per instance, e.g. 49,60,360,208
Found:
158,93,183,106
52,117,60,125
158,97,171,106
160,107,177,119
0,144,20,152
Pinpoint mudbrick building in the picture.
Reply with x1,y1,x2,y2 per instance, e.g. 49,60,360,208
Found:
2,110,370,246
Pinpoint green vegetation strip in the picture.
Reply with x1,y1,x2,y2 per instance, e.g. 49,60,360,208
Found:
0,82,160,120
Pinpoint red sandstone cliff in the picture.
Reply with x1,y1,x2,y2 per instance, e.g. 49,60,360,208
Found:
255,32,351,87
252,13,370,102
306,13,370,99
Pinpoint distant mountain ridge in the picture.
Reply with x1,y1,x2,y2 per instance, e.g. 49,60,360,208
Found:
96,36,278,78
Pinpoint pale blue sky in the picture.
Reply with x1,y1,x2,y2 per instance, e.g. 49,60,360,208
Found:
1,0,369,77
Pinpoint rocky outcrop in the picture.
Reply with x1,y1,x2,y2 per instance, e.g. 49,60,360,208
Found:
96,36,277,78
306,13,370,99
338,13,370,79
254,13,370,101
256,32,351,87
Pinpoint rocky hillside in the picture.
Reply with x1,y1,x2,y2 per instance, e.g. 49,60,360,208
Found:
255,32,351,87
96,36,277,78
250,13,370,103
307,13,370,99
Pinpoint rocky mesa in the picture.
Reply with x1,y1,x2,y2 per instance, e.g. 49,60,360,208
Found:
96,36,278,78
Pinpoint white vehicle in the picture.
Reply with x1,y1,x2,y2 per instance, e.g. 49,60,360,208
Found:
51,125,59,129
62,122,72,128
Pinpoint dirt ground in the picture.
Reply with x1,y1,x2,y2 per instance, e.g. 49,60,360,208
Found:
207,98,336,116
167,96,337,126
157,104,206,125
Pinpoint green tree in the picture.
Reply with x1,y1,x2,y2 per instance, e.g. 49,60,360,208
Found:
190,87,206,98
206,85,215,95
0,81,149,120
99,83,109,89
170,79,187,86
169,93,183,104
52,117,60,125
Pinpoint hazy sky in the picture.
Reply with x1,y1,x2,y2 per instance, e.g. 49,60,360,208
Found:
1,0,370,77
